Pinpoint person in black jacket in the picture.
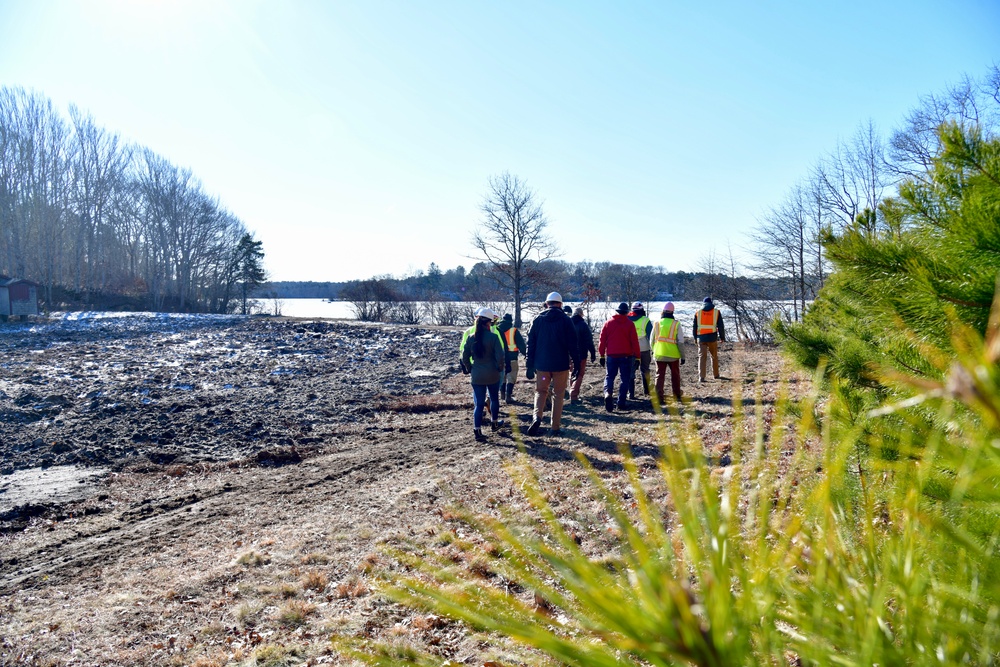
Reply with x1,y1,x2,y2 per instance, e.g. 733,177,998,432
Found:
569,307,596,405
525,292,580,436
495,313,526,404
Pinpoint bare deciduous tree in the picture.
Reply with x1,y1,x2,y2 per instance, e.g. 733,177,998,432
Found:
596,263,660,310
814,119,892,234
889,66,1000,181
472,172,558,327
750,184,829,321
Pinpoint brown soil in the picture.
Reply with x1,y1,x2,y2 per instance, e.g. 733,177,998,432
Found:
0,316,803,666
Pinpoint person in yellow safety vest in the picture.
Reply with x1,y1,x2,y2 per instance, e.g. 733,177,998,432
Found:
496,313,526,403
650,302,686,403
460,308,510,383
692,297,726,382
627,301,653,399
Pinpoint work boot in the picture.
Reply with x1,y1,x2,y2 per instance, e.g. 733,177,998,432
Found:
474,428,486,442
491,419,504,431
504,384,514,403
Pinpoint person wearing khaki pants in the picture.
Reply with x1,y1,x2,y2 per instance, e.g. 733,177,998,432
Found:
524,292,581,437
532,370,570,432
692,297,726,381
569,307,596,404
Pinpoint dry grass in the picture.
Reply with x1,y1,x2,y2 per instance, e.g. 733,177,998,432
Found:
1,346,800,667
300,570,329,592
333,575,370,599
236,550,270,567
276,599,317,627
379,394,466,414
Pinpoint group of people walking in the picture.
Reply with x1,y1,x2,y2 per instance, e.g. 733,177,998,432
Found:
460,293,726,440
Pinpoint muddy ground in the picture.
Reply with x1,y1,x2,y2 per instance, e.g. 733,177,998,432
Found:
0,315,801,666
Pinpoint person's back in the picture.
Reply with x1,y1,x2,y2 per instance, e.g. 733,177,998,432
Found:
600,313,640,358
528,307,579,373
627,303,653,398
569,310,597,404
525,293,581,436
462,330,504,386
693,297,725,381
598,303,642,412
572,313,596,360
496,313,525,402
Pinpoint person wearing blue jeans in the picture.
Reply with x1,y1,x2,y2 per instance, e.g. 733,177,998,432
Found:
461,307,506,441
597,302,642,412
604,355,633,409
471,382,501,438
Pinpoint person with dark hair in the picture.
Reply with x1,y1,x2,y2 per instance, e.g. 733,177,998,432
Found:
496,313,525,403
525,292,581,436
628,301,653,399
569,307,596,404
598,302,642,412
693,297,726,382
462,307,505,441
651,302,685,403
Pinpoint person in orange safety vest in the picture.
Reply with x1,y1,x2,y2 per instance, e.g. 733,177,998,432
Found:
496,313,525,403
692,297,726,382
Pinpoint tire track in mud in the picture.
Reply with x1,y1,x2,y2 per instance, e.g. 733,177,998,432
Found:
0,418,478,595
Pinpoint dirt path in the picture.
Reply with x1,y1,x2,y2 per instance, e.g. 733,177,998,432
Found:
0,316,796,666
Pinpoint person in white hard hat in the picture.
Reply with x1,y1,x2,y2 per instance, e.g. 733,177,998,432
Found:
461,307,505,441
524,292,581,437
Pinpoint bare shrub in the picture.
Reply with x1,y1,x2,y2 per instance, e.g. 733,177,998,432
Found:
727,300,791,344
386,300,422,324
343,277,398,322
422,299,464,326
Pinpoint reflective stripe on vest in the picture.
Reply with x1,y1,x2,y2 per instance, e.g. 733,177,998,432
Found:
504,327,519,352
632,315,649,339
697,309,719,335
653,319,680,358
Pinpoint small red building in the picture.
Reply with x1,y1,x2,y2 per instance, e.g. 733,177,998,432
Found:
0,278,40,320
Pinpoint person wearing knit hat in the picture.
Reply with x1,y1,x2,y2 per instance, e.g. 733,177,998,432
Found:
598,300,642,412
651,302,685,404
568,306,597,405
693,296,726,382
627,301,653,400
495,313,526,403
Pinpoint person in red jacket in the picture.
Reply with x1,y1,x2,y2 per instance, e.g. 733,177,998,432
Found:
598,302,642,412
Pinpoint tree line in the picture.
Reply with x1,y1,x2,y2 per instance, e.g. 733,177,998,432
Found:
331,260,795,329
0,87,266,314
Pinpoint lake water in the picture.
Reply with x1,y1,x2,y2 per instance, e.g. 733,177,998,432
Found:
264,298,723,324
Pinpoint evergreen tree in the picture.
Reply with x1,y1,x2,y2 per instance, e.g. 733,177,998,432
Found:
775,122,1000,402
235,233,267,316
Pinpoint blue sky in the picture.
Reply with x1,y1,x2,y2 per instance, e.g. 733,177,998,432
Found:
1,1,997,282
